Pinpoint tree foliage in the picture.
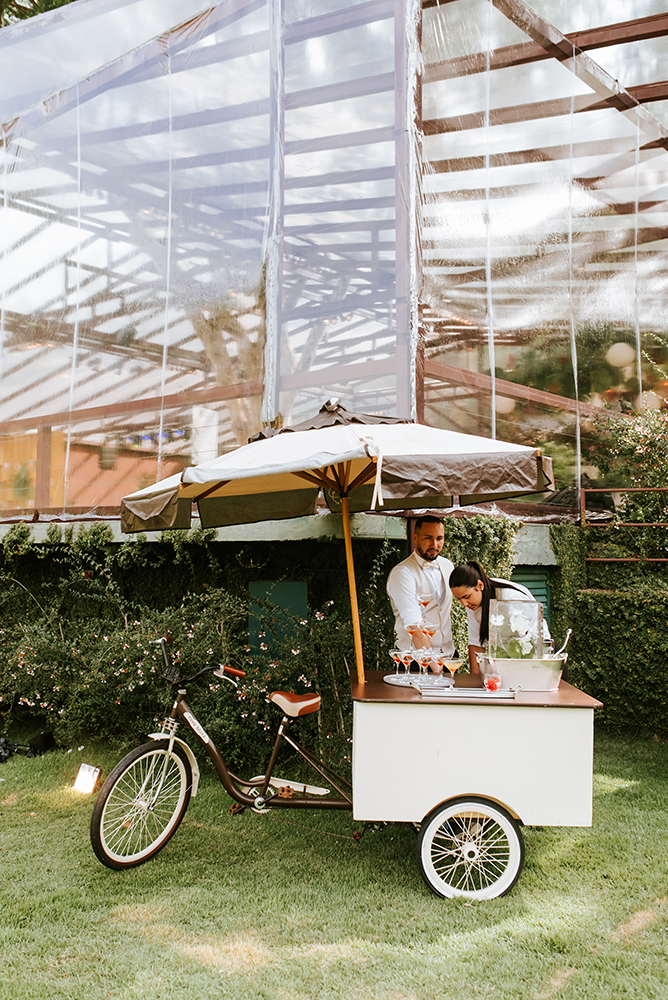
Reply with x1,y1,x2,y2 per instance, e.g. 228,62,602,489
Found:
0,0,73,26
595,407,668,490
593,408,668,559
504,323,636,402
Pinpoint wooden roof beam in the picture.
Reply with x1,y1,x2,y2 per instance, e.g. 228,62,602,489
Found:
424,11,668,84
424,360,626,419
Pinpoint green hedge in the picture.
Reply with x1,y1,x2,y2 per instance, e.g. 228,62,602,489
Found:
550,522,668,736
567,590,668,737
0,514,519,767
0,523,398,772
0,593,363,773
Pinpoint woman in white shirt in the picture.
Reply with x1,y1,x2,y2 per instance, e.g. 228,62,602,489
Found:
449,561,548,673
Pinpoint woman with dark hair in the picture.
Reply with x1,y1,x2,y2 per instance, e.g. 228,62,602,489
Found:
449,561,548,673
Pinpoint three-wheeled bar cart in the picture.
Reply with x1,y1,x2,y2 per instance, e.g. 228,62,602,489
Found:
351,672,602,899
89,642,602,901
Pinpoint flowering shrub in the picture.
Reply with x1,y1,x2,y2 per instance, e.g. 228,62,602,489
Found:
0,516,521,763
0,594,359,771
0,525,400,773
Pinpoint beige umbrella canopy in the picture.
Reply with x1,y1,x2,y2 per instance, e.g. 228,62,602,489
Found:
121,402,553,683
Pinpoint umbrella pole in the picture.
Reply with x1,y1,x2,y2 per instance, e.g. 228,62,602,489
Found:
340,496,365,684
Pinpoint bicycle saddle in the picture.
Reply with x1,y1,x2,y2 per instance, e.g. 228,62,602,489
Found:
269,691,321,717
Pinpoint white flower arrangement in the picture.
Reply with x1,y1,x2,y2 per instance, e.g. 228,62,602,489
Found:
487,599,543,659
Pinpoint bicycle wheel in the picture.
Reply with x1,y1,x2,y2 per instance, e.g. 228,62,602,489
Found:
416,796,524,900
90,740,192,870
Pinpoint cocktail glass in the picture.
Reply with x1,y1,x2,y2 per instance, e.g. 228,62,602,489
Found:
422,621,437,648
431,648,446,676
405,622,423,646
389,648,402,675
444,658,463,686
400,648,414,677
417,592,432,610
416,648,432,679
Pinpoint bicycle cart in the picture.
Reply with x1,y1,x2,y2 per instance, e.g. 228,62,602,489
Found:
90,641,601,900
108,403,594,899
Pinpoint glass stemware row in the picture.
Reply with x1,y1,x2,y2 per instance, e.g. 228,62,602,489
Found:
389,646,462,686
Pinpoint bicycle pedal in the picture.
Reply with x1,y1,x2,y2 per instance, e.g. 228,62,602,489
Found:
228,802,246,816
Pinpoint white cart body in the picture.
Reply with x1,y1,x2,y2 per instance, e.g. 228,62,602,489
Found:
351,673,601,826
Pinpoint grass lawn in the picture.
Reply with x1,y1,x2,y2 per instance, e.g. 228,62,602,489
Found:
0,731,667,1000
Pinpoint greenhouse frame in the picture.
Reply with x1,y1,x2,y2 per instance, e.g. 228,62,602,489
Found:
1,0,667,514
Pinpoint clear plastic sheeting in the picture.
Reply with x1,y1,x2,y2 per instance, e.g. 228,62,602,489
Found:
0,0,419,514
0,0,230,121
272,0,418,425
3,0,668,517
421,0,668,491
528,1,668,34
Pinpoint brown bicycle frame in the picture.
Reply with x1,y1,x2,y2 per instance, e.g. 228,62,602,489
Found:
168,691,353,811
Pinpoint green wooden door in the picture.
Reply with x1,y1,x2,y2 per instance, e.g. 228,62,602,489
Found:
510,567,551,628
249,580,308,651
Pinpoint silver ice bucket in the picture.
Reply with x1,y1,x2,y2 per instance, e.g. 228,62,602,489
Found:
479,654,566,692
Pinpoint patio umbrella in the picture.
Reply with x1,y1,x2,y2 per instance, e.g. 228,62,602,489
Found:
120,401,553,683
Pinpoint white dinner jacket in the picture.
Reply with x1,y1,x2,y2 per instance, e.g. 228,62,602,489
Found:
386,551,455,654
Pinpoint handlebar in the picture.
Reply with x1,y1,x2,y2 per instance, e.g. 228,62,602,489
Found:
216,665,246,679
157,637,246,687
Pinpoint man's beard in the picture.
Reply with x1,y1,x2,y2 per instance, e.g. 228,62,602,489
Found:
416,545,440,561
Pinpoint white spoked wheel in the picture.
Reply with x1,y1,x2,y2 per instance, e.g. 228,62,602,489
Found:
416,796,524,900
90,741,192,870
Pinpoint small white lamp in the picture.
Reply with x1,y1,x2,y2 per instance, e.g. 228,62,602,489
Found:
73,762,100,793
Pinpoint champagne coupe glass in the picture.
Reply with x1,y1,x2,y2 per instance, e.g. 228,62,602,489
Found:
422,621,437,648
412,649,427,682
432,648,446,676
445,658,463,686
400,648,414,677
406,622,425,657
417,592,432,610
389,648,402,676
420,648,433,678
405,621,422,645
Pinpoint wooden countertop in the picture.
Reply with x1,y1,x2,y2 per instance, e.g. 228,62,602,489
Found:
350,671,603,709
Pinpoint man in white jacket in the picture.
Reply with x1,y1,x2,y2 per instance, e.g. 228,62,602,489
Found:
386,516,455,655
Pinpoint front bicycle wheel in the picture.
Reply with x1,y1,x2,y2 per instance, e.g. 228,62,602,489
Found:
90,740,192,870
416,796,524,900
